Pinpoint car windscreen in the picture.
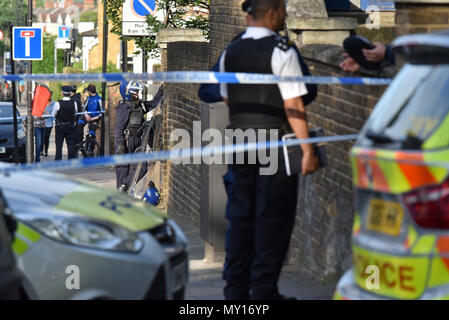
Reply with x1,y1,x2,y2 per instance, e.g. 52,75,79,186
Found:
359,64,449,150
0,106,13,119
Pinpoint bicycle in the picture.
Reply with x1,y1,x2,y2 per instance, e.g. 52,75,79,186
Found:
78,121,100,158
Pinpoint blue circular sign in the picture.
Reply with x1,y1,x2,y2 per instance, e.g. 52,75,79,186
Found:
132,0,156,17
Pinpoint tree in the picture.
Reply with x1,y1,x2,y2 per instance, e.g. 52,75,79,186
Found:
80,9,98,27
33,34,65,75
0,0,28,60
106,0,209,58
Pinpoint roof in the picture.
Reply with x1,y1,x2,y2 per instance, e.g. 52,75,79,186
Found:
80,29,98,37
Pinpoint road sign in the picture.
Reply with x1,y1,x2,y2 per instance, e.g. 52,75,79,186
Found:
132,0,156,16
55,38,71,49
122,0,157,36
0,31,4,41
13,27,43,61
58,26,70,39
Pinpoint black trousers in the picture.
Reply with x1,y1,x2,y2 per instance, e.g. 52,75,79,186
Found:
223,151,299,300
115,135,148,188
55,124,77,160
43,127,52,155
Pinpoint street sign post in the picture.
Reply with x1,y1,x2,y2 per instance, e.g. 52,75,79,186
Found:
122,0,156,36
0,31,4,41
58,26,70,39
12,27,43,61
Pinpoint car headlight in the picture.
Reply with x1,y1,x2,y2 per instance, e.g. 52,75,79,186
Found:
16,214,143,253
17,128,25,139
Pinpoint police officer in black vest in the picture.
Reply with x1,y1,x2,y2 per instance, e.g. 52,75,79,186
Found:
219,0,319,300
115,81,163,192
51,86,78,160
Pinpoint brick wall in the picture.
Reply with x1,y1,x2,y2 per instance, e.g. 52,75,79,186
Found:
286,44,393,279
164,42,210,224
395,3,449,37
209,0,247,66
160,0,398,282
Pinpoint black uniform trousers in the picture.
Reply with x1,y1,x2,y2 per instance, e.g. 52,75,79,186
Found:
115,135,148,188
223,148,299,300
55,123,77,160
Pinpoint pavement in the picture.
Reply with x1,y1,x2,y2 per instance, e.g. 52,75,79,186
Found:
32,123,337,300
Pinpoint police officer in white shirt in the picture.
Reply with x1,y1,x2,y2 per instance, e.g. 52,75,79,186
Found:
219,0,319,300
51,86,79,160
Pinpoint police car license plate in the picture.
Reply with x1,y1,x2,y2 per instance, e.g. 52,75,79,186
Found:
0,147,5,154
172,261,187,292
366,199,404,236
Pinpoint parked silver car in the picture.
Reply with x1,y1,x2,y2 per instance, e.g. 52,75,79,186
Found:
0,163,188,300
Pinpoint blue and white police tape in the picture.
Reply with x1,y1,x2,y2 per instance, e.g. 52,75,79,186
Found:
0,111,105,121
0,134,359,175
0,71,393,86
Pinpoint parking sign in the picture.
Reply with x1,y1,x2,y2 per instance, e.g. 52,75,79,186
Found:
122,0,157,36
13,27,43,61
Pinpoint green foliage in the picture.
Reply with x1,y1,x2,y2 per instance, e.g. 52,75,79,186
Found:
80,9,98,27
0,0,26,28
105,0,209,58
60,61,120,99
33,34,65,74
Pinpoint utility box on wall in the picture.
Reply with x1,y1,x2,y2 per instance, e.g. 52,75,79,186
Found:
200,102,229,263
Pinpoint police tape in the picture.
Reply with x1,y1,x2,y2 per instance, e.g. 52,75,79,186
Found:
0,71,393,86
0,134,359,175
0,111,105,121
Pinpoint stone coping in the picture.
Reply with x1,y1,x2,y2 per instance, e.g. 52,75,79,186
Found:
287,17,359,30
300,44,396,78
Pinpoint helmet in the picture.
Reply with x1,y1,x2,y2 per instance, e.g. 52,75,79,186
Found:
126,81,144,97
120,82,131,101
142,181,160,206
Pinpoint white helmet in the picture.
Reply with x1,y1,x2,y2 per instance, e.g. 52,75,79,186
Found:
126,81,144,97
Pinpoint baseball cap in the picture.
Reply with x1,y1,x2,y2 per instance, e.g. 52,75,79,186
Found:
242,0,252,13
87,84,96,94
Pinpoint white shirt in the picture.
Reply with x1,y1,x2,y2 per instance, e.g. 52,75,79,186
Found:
51,97,78,117
220,26,308,101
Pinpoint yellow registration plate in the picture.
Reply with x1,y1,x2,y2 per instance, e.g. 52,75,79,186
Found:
366,199,404,236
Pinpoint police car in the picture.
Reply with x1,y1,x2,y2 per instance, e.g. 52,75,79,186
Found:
335,30,449,300
0,163,188,300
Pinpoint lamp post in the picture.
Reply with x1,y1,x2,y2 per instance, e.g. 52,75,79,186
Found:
25,0,33,163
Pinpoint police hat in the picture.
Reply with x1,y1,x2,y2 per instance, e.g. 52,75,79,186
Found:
61,85,73,95
343,35,380,71
242,0,252,13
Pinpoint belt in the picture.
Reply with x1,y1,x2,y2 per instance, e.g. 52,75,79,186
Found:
56,121,74,126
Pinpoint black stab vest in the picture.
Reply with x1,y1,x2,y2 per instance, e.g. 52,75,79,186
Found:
56,100,76,124
225,36,287,129
126,102,144,135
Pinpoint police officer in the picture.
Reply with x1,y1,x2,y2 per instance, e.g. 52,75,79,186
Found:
51,85,78,160
114,81,163,191
219,0,319,300
76,84,103,145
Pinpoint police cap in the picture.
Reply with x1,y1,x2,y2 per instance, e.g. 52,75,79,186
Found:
61,85,73,95
343,35,381,71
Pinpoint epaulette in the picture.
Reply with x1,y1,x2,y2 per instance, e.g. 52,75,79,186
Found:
275,35,294,52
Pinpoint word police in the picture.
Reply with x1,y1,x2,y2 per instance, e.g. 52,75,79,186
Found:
178,304,270,317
